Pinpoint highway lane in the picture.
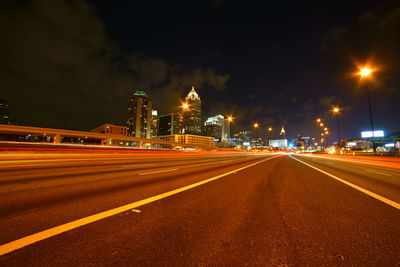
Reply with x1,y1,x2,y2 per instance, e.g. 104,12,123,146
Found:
1,153,400,265
292,154,400,205
0,153,271,244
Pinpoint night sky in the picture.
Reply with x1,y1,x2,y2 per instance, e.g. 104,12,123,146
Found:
1,0,399,141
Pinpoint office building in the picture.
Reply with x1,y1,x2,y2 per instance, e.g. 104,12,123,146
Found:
127,90,152,138
0,100,10,125
233,131,251,146
203,114,228,142
158,113,183,136
91,123,127,136
182,86,202,135
158,134,215,149
151,110,159,138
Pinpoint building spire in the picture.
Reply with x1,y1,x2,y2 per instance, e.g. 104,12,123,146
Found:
280,125,286,135
186,85,201,101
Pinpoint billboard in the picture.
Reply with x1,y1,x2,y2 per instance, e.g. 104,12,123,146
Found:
361,130,384,138
269,139,288,148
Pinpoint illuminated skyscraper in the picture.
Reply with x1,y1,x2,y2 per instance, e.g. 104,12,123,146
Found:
203,114,228,142
182,86,202,135
127,90,152,138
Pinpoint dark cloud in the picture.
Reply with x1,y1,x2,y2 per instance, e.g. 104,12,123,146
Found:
319,26,347,54
303,98,314,111
318,96,339,108
248,94,257,99
250,105,264,117
377,7,400,28
0,0,229,130
127,55,229,114
325,26,348,42
358,11,376,24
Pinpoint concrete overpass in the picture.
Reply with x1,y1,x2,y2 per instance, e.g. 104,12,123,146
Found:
0,124,212,150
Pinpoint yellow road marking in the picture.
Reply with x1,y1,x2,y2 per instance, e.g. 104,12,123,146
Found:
290,155,400,210
0,155,282,256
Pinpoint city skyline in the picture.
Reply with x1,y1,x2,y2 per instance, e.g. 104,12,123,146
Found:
1,1,400,265
1,1,399,141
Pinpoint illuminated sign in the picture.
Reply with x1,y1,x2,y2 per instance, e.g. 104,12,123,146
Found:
361,130,384,138
347,142,357,147
385,143,395,148
269,139,288,148
243,142,250,146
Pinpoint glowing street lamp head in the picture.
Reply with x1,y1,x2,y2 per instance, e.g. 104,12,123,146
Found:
332,107,340,113
316,118,321,123
320,123,324,127
182,103,189,110
360,67,371,77
268,127,272,132
253,123,259,128
227,116,233,122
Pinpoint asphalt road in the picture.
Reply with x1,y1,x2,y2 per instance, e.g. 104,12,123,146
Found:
0,152,399,266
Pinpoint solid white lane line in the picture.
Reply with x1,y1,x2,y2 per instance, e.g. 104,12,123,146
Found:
364,169,392,176
138,169,178,175
0,155,282,256
289,155,400,211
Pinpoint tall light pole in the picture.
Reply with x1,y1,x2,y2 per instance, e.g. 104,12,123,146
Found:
267,127,272,147
332,107,341,149
360,67,377,155
227,115,233,145
252,123,259,149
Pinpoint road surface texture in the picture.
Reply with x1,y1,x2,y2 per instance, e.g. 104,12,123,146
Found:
0,152,399,266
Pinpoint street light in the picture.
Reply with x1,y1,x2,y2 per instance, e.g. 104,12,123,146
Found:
267,127,272,147
316,118,321,123
359,66,377,155
182,103,189,110
331,106,341,149
253,123,259,128
226,115,233,144
319,123,324,127
360,67,371,77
